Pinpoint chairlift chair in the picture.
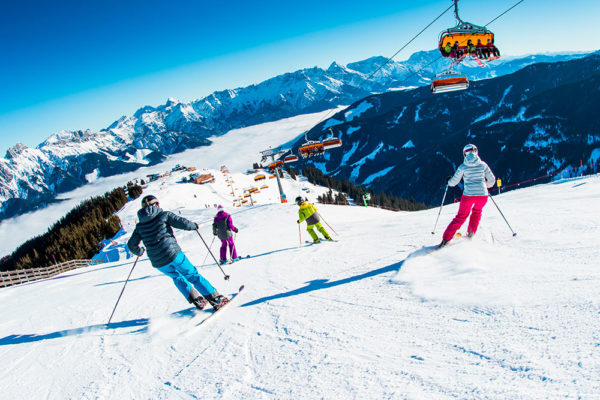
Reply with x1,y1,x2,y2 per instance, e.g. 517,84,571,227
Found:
283,153,299,163
431,69,469,93
298,141,325,158
322,137,342,150
438,0,497,60
267,160,284,171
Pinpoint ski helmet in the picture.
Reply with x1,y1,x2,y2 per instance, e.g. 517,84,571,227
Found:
463,144,478,156
295,196,304,205
141,195,158,207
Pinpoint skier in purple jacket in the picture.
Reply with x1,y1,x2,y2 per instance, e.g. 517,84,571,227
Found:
212,205,239,264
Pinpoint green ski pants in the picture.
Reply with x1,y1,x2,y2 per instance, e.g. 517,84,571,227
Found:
307,221,331,242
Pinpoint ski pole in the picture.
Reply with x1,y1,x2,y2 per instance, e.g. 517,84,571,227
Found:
298,223,302,248
201,236,215,266
431,185,449,234
231,232,238,259
107,253,141,327
317,212,338,236
488,194,517,236
196,229,230,280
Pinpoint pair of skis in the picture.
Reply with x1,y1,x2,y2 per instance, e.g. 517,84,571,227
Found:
219,255,251,265
304,239,338,246
194,285,245,327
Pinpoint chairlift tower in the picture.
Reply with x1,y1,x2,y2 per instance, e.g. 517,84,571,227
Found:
260,146,288,203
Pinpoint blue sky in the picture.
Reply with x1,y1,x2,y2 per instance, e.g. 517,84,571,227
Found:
1,0,598,155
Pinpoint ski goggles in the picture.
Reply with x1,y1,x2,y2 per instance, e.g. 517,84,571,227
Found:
144,199,159,207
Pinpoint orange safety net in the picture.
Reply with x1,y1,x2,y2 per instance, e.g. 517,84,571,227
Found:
439,32,494,55
432,77,468,87
299,143,324,151
268,161,283,169
299,142,325,156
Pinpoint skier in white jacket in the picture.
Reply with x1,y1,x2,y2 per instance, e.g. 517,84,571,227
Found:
440,144,495,247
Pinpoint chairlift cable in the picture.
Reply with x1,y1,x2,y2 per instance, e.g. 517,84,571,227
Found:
307,3,455,133
384,0,527,89
300,0,525,144
361,3,455,84
485,0,525,26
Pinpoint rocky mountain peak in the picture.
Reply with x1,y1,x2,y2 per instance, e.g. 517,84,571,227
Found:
5,143,28,160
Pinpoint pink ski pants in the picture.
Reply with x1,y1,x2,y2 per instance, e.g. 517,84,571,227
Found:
220,237,237,261
442,195,488,242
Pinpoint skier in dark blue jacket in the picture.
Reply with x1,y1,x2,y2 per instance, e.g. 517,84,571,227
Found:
127,195,228,310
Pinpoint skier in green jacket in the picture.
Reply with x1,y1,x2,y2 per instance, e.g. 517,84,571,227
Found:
296,196,332,243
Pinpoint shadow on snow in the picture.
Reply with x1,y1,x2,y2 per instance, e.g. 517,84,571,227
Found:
241,259,406,307
195,246,298,268
0,307,196,346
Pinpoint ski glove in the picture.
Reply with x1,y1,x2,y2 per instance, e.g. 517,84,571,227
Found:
234,228,239,233
296,220,300,224
446,175,452,184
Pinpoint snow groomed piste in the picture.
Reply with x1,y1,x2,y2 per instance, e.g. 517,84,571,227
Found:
1,155,599,398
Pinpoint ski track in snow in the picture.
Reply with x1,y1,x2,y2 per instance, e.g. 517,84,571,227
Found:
1,115,600,398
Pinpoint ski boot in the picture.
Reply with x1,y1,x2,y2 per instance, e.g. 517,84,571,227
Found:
205,292,229,311
466,232,474,239
187,289,207,311
313,238,321,244
438,239,449,249
219,259,228,265
325,236,333,241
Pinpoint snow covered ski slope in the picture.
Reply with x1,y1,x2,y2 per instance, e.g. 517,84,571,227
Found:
1,169,599,399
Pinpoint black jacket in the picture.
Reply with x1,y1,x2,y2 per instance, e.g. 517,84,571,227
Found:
127,206,197,268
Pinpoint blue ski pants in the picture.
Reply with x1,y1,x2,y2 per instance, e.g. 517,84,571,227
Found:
157,251,216,299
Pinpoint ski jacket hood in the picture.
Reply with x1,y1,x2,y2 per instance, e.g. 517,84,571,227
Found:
298,202,320,225
463,152,481,167
127,208,197,268
137,205,162,223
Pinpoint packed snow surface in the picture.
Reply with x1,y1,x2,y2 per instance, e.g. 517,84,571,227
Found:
1,167,599,398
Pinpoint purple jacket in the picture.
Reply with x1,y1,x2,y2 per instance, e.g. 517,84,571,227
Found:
212,211,237,239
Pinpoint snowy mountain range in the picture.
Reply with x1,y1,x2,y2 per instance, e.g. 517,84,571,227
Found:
292,52,600,204
0,50,593,219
